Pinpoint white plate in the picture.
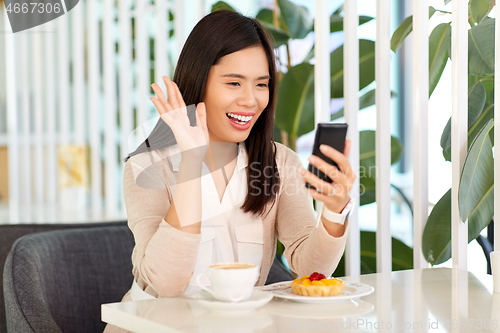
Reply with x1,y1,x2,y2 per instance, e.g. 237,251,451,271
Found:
261,281,374,304
195,290,273,313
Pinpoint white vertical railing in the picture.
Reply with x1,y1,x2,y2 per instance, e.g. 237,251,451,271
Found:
495,0,500,250
88,0,103,213
135,0,150,132
343,0,360,276
119,0,134,162
375,0,391,273
45,21,57,206
58,14,71,146
103,0,119,215
155,0,170,85
412,0,429,269
451,0,468,270
5,10,19,219
33,30,45,206
72,4,86,146
20,34,31,208
314,0,330,126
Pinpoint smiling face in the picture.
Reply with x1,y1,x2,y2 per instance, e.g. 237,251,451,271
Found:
203,46,270,143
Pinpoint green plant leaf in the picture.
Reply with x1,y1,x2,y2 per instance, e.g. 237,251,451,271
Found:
391,6,436,52
333,231,413,276
277,0,313,39
444,0,451,5
470,0,495,25
331,89,398,121
316,14,373,33
331,39,375,98
440,81,487,161
274,63,315,140
210,1,235,12
358,130,404,205
304,16,373,62
258,21,291,48
429,23,451,96
423,182,494,266
458,119,494,221
468,18,495,76
256,8,274,24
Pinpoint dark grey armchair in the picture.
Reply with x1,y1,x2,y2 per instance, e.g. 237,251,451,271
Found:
3,224,293,333
3,225,135,333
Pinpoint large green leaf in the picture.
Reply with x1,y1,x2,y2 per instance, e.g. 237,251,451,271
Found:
256,8,274,24
277,0,313,39
429,23,451,96
458,119,494,221
423,183,494,266
470,0,495,25
331,89,398,121
331,39,375,98
333,231,413,276
468,18,495,76
391,6,436,52
323,14,373,33
440,81,487,161
304,15,373,62
359,130,404,205
210,1,235,12
258,21,291,48
274,63,315,139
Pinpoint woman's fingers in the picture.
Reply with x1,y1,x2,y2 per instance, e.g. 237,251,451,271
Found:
344,140,352,158
308,155,348,185
319,144,356,182
172,81,187,109
151,84,173,113
196,102,207,129
149,96,168,115
163,76,181,110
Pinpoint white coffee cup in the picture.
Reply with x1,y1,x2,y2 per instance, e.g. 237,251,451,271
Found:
196,263,259,302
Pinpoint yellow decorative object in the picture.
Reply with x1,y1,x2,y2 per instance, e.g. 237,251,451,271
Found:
58,145,88,188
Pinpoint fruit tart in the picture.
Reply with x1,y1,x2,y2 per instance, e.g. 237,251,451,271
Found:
291,272,345,297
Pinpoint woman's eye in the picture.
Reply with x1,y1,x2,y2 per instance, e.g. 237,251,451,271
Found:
228,82,240,86
258,83,268,88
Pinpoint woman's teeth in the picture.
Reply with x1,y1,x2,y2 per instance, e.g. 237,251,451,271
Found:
226,112,253,125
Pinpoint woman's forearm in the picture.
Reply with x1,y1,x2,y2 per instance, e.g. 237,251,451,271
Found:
164,158,204,234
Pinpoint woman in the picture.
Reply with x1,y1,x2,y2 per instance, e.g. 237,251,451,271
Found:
105,9,355,332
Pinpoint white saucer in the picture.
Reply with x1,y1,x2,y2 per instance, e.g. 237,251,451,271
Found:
195,290,273,313
260,281,374,304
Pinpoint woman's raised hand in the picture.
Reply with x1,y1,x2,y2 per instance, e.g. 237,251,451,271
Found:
150,76,209,161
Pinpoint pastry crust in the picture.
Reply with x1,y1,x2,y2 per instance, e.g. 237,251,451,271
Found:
291,276,345,297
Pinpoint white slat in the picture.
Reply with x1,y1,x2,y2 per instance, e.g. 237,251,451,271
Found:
33,29,45,206
119,0,133,161
314,0,330,125
45,21,57,205
343,0,360,276
88,0,103,212
72,3,86,146
451,0,468,270
135,0,150,135
103,0,119,215
495,0,500,250
155,0,169,85
58,13,71,145
20,33,32,208
412,0,429,269
174,0,185,62
375,0,392,273
5,10,20,218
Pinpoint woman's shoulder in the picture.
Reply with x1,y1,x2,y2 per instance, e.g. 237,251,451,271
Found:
274,141,303,167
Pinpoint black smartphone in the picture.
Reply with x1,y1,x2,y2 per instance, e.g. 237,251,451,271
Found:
305,123,348,190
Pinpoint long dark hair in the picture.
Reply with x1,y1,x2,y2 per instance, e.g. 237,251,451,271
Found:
127,10,279,218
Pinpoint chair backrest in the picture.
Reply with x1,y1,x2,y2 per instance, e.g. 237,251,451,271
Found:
3,225,134,333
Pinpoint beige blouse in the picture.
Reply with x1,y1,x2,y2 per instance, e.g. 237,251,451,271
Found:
119,141,349,300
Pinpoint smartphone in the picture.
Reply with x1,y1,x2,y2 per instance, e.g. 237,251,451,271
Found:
305,123,348,190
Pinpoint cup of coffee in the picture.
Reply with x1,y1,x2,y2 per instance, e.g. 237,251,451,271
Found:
196,263,259,302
